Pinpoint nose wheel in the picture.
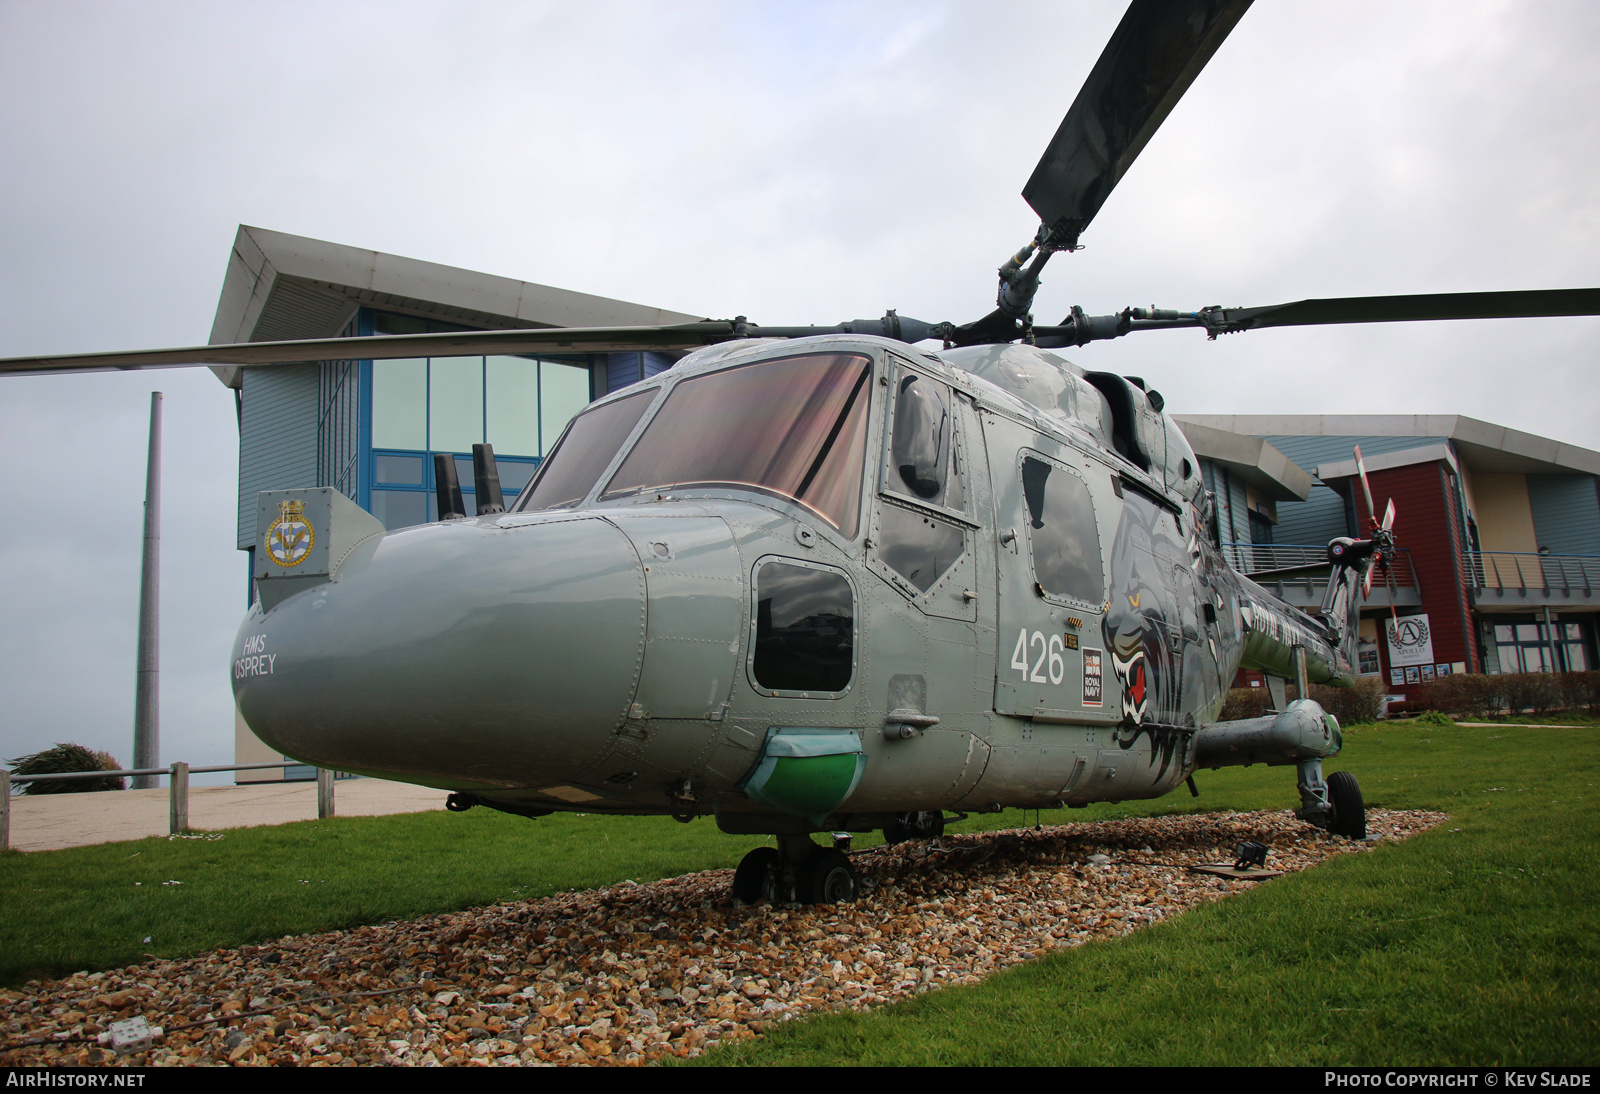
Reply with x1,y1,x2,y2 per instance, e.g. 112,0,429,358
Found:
798,847,857,903
731,847,781,904
1327,770,1366,839
731,837,857,905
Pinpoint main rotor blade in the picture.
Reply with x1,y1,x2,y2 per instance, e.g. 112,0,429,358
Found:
1023,0,1252,247
0,322,740,377
0,312,950,377
1213,287,1600,332
1035,286,1600,347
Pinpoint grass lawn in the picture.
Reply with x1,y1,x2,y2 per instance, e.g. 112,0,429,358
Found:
3,719,1596,1065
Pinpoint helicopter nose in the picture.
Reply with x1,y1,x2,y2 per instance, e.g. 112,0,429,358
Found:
233,515,647,788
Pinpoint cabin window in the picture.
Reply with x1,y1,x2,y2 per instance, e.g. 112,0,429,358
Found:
752,562,855,694
601,353,872,537
518,388,656,511
1021,455,1104,604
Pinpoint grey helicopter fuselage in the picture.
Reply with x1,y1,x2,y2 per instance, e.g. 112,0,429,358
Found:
233,333,1356,835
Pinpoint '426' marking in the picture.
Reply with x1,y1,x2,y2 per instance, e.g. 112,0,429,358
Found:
1011,628,1066,686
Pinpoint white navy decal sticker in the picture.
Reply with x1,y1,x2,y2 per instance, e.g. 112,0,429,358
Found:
1082,648,1103,707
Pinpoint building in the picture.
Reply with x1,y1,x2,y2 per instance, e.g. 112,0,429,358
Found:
217,226,700,778
1180,415,1600,697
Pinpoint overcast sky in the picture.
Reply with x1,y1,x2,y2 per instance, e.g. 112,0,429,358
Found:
2,1,1597,777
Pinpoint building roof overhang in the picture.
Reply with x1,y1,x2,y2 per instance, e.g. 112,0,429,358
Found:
1175,414,1600,478
207,226,703,388
1314,441,1460,484
1175,420,1312,501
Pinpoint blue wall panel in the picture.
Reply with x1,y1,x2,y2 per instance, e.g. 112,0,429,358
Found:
238,364,320,549
1528,474,1600,556
606,352,644,394
606,351,675,394
1274,483,1349,545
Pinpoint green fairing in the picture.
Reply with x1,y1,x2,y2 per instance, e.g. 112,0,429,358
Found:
747,752,865,827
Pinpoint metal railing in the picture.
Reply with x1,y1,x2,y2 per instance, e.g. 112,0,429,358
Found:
1463,550,1600,596
2,762,341,852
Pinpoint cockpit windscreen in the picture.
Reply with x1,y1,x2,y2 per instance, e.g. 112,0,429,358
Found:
517,388,655,511
601,353,872,537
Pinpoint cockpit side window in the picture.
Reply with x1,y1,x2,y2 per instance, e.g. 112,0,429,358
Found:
884,365,967,513
517,389,655,511
600,353,872,538
891,370,949,501
872,366,969,596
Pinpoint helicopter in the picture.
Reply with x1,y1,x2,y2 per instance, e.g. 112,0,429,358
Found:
5,0,1600,905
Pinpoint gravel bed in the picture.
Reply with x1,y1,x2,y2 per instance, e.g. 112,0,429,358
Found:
0,807,1444,1067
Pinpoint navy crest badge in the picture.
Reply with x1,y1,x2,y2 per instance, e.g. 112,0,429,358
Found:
265,498,315,567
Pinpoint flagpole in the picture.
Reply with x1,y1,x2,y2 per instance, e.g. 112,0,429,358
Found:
132,392,162,789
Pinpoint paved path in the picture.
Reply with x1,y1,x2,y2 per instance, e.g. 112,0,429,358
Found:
6,778,447,853
1453,721,1580,729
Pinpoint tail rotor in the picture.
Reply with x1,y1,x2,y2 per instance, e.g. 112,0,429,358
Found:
1353,445,1397,604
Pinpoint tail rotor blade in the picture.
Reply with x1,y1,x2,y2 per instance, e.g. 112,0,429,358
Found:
1353,446,1376,528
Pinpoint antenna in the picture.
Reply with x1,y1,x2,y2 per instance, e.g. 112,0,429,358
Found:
434,454,467,520
472,444,505,515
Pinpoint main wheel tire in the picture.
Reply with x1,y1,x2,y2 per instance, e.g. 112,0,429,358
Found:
1327,770,1366,839
731,847,781,904
797,848,857,904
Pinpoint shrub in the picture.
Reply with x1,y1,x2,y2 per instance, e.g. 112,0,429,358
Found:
1414,710,1455,727
1420,673,1495,718
1219,676,1383,724
1219,688,1270,722
1419,670,1600,718
8,743,125,795
1559,670,1600,715
1311,676,1385,725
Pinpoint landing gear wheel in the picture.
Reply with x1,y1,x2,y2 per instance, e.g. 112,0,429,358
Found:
797,847,857,904
1327,770,1366,839
883,810,945,845
731,847,781,904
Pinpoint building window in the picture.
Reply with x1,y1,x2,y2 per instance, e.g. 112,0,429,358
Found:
370,354,588,458
1493,619,1592,673
318,357,362,501
367,346,592,529
1248,509,1274,545
371,448,542,528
